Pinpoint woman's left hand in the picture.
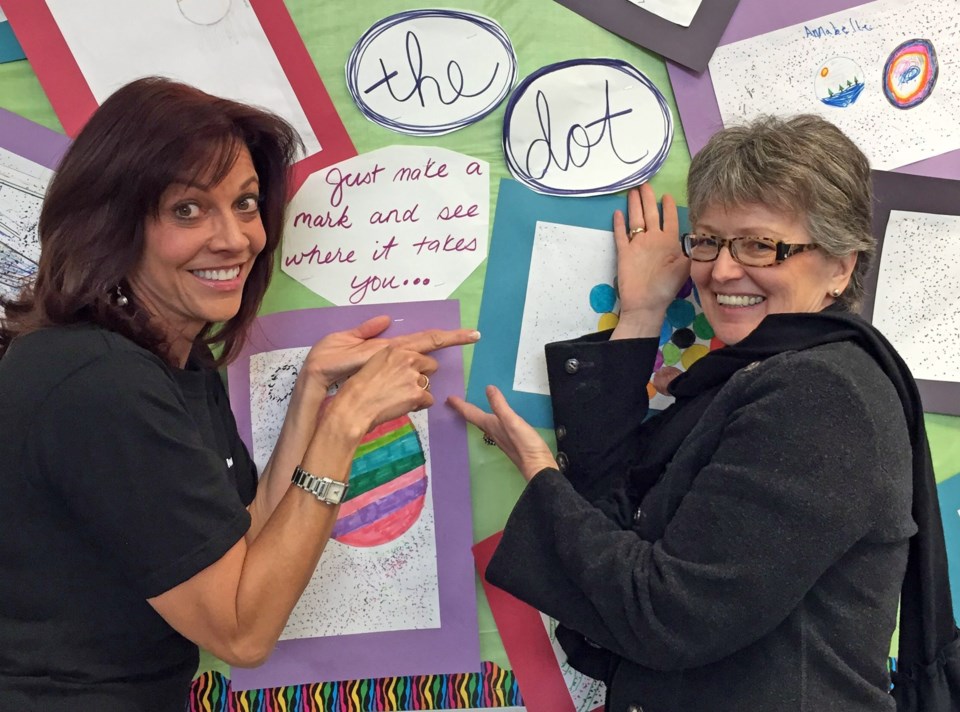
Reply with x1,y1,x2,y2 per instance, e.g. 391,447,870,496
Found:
448,386,558,482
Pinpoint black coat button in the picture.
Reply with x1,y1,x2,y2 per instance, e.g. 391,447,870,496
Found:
556,451,569,472
627,705,644,712
555,424,567,440
564,358,580,374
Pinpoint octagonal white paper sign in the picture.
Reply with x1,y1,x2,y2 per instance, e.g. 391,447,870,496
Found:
283,146,489,305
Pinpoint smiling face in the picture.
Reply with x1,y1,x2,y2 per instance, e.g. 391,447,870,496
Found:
690,202,856,345
128,146,264,364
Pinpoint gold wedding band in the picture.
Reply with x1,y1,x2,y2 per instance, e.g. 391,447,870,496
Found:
418,373,430,391
629,226,646,236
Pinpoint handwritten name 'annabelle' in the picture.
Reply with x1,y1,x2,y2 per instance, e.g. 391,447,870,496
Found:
804,18,873,38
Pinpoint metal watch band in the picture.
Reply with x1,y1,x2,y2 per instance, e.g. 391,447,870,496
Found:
291,466,349,505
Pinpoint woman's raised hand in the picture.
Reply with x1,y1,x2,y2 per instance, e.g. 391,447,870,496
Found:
447,387,557,482
611,184,690,339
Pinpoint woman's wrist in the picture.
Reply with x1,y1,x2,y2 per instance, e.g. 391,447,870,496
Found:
611,307,667,340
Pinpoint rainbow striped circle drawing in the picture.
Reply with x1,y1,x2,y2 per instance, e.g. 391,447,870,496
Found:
883,39,938,109
331,415,428,547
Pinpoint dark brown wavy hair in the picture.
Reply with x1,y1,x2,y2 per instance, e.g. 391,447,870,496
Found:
0,76,301,366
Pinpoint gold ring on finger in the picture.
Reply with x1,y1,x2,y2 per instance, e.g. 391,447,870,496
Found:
417,373,430,391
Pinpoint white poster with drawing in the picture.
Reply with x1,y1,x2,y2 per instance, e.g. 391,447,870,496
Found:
623,0,703,27
248,346,440,639
540,613,607,712
514,222,618,396
282,145,488,305
0,147,50,304
43,0,320,156
709,0,960,171
872,210,960,383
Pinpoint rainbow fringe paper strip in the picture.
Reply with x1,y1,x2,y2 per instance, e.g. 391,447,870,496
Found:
188,661,523,712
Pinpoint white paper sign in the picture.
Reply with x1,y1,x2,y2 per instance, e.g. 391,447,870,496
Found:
249,347,440,639
624,0,703,28
873,210,960,383
503,59,673,196
347,9,517,136
44,0,321,157
282,145,488,305
709,0,960,171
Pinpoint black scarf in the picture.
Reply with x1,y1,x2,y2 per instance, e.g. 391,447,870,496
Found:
659,307,952,671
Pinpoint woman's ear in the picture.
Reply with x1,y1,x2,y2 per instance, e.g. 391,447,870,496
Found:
830,251,858,292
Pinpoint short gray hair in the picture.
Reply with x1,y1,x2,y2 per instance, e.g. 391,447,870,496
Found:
687,115,874,311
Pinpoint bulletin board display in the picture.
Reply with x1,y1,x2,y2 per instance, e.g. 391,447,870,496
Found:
1,0,959,706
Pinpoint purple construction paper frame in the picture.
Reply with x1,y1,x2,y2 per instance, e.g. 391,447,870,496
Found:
0,107,70,169
667,0,960,179
226,301,479,690
553,0,740,73
860,171,960,416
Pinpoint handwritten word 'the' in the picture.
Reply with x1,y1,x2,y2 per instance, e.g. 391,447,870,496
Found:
804,18,873,38
364,30,500,108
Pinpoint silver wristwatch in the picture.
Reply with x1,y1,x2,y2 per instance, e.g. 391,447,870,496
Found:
291,466,349,505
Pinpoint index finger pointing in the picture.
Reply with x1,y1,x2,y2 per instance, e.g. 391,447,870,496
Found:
392,328,480,354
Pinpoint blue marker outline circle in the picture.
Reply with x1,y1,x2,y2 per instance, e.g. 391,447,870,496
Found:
882,38,938,109
501,58,673,196
346,9,518,136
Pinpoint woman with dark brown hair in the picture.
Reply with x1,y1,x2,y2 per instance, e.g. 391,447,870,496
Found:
0,77,477,711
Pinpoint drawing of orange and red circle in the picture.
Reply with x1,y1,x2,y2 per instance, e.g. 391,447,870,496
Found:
332,415,427,547
883,39,938,109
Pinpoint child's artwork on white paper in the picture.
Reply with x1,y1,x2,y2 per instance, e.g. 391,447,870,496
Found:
513,222,619,396
624,0,703,28
0,148,51,303
249,347,440,639
347,9,517,136
709,0,959,170
514,221,720,411
43,0,321,157
872,210,960,383
282,145,488,306
540,614,606,712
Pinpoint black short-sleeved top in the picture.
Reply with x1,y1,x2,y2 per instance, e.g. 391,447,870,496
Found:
0,324,257,711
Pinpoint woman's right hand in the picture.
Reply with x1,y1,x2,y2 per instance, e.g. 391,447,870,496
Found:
611,184,690,339
330,346,438,432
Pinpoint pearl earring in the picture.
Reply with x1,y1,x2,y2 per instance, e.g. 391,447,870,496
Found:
831,288,842,298
114,285,129,307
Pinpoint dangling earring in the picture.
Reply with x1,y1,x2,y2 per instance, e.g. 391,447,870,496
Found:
831,288,842,298
114,285,129,307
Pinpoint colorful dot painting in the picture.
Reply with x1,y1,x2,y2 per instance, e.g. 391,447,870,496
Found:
588,278,724,408
332,415,427,548
883,38,938,109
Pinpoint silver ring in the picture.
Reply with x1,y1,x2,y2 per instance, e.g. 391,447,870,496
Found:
418,374,430,391
482,433,497,447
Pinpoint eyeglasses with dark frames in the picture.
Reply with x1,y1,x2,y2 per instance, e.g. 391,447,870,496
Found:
680,233,819,267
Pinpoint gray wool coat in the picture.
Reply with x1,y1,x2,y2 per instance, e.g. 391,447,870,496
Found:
486,334,916,712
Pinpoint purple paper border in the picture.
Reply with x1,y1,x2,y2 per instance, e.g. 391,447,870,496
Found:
226,301,479,689
666,0,960,179
860,170,960,417
0,107,70,169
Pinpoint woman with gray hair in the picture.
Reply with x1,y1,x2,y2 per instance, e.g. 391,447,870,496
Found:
450,115,930,711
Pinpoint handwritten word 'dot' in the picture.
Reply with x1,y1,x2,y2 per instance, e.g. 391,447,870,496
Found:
347,9,517,136
503,59,673,197
281,145,489,306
